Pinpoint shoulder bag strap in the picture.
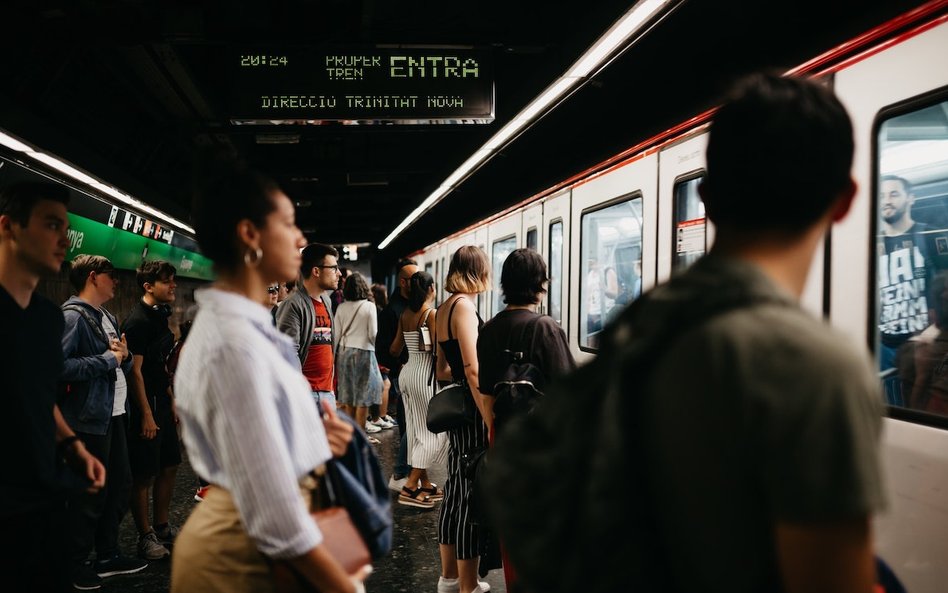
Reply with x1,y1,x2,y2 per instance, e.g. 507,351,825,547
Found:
446,296,464,340
337,301,366,350
63,304,109,344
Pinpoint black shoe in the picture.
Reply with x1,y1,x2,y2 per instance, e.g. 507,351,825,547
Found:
94,554,148,578
72,563,102,591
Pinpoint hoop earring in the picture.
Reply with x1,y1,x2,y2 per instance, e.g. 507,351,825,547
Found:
244,247,263,267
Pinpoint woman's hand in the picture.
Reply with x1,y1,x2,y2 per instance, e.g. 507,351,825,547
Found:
321,400,354,457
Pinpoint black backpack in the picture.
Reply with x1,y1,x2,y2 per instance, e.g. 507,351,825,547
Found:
492,315,544,433
481,286,776,593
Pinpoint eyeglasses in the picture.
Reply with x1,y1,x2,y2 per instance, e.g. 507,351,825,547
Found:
315,264,339,271
267,286,279,294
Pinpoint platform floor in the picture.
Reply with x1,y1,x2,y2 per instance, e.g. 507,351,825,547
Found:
100,418,507,593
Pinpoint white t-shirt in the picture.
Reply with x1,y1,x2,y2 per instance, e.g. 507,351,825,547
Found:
100,313,128,416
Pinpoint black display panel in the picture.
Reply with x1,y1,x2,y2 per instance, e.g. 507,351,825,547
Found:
228,47,494,123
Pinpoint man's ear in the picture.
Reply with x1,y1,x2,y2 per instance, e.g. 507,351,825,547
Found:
831,177,858,223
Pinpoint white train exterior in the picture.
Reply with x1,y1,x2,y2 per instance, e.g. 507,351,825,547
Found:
411,4,948,591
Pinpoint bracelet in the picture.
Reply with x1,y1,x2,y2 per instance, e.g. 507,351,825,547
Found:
57,435,81,457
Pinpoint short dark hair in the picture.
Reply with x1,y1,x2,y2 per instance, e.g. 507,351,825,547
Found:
703,72,854,233
881,174,912,194
68,254,114,292
300,243,338,279
191,149,282,272
371,283,388,308
408,271,435,312
136,260,176,293
343,271,370,301
0,182,70,226
501,248,548,306
396,258,418,271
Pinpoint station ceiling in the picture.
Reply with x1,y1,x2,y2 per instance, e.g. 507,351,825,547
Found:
0,0,927,271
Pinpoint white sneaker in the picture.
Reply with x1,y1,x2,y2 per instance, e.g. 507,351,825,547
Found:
364,421,382,433
137,531,170,560
388,475,408,493
375,417,395,429
381,414,397,426
437,576,490,593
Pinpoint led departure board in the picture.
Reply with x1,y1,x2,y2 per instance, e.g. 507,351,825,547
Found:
228,47,494,124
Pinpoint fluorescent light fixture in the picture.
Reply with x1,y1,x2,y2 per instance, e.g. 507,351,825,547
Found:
378,0,678,250
0,126,195,235
27,152,99,186
0,130,33,152
567,0,670,78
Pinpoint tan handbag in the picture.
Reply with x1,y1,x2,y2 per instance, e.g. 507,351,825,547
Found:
270,472,371,592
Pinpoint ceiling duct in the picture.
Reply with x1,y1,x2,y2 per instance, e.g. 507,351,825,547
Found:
347,172,389,187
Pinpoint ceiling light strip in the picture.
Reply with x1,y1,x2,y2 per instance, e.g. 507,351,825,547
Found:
0,128,195,234
378,0,676,250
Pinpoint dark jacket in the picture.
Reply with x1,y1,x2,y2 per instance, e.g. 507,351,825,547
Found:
275,279,335,366
375,290,411,371
59,296,133,435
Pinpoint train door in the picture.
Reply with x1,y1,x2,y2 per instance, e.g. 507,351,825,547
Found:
657,132,708,285
522,203,543,311
831,18,948,593
542,189,571,333
570,153,658,363
486,213,521,320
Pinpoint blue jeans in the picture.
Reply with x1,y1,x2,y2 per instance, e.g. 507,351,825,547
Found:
312,390,337,411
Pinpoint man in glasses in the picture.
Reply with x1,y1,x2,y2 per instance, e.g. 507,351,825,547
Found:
276,242,342,410
60,255,147,588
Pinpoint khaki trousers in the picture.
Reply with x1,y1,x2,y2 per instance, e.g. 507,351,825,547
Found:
171,485,312,593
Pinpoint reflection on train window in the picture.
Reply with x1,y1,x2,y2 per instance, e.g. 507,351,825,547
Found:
548,220,563,326
673,175,706,271
875,97,948,419
580,196,642,350
492,236,516,318
425,262,433,277
526,227,538,251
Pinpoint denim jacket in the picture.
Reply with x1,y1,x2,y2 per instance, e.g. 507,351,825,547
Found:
59,296,133,435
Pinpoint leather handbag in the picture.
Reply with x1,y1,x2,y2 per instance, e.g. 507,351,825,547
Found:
270,471,372,592
426,382,476,433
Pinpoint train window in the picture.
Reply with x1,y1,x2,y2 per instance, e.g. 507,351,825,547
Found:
491,235,517,318
672,174,706,271
526,227,538,251
425,262,433,276
579,195,643,350
548,220,564,326
875,96,948,420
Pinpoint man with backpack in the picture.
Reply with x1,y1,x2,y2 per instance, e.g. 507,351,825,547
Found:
486,73,887,593
60,254,147,589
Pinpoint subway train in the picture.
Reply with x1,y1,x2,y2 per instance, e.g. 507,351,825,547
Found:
409,3,948,591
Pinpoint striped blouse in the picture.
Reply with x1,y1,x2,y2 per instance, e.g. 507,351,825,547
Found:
174,287,332,559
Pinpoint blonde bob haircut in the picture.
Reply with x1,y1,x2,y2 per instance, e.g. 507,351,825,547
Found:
443,245,491,294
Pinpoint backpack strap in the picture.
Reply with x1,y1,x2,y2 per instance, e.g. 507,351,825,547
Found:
62,303,109,345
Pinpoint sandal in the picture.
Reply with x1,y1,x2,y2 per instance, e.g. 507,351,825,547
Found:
419,483,444,501
398,487,435,509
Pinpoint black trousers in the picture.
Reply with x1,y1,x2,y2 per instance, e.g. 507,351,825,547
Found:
0,501,70,592
67,414,132,564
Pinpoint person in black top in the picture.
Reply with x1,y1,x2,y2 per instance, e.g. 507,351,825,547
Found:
375,258,418,490
478,248,574,427
476,248,574,593
122,260,182,560
0,181,105,592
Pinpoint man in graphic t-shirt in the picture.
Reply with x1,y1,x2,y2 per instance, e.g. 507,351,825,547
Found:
878,175,937,404
276,243,342,409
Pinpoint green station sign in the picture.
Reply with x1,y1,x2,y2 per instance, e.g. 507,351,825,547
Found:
66,213,215,281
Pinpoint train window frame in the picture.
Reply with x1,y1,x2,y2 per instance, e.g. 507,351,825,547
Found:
578,192,644,354
547,218,564,327
870,84,948,431
671,170,707,272
491,233,517,318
